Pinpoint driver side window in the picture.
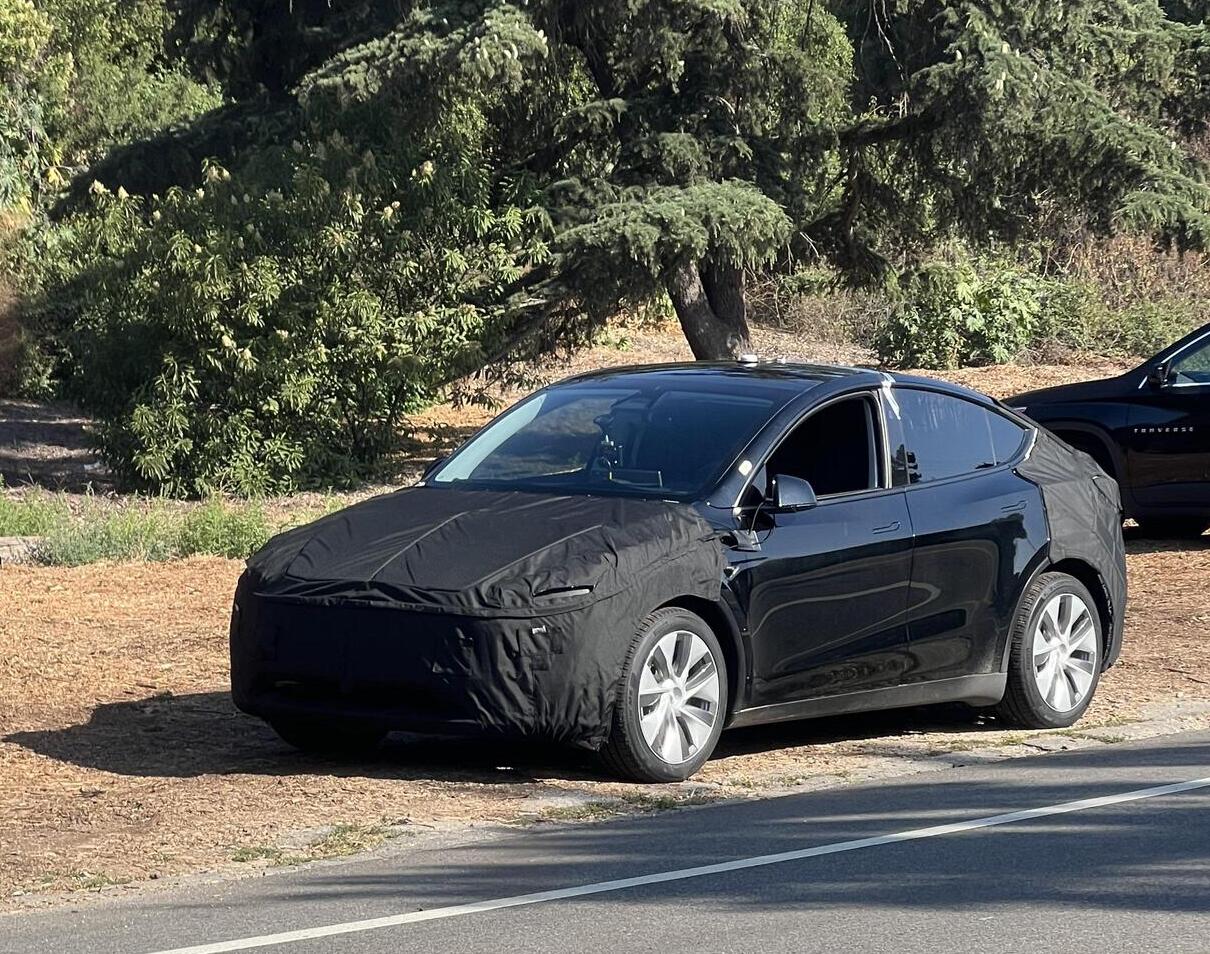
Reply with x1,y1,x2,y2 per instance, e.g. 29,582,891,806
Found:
1171,337,1210,386
755,394,883,501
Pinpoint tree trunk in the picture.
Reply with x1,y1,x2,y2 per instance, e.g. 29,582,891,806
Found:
665,261,752,360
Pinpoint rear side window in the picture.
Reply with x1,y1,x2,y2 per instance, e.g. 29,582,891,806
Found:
894,389,1027,484
987,409,1029,463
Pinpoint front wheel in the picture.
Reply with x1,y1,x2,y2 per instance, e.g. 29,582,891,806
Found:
600,608,728,783
996,572,1102,729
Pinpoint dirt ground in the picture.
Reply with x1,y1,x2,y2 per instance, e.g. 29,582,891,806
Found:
2,328,1204,904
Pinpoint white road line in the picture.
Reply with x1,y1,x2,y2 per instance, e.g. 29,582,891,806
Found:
145,775,1210,954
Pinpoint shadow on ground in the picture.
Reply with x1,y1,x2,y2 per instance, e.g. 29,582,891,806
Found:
1122,526,1210,554
4,688,1011,786
143,735,1210,923
0,399,109,491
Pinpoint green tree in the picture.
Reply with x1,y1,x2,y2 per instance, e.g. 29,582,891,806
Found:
289,0,1210,359
0,0,67,212
19,0,1210,493
1,0,220,215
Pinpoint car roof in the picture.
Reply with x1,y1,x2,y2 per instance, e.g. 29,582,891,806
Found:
558,360,878,389
883,371,1003,407
555,361,1002,406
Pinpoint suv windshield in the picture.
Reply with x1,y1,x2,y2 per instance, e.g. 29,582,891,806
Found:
429,379,793,499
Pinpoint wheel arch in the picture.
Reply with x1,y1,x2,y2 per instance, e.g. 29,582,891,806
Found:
657,595,747,720
1042,558,1115,669
1046,422,1122,482
1001,555,1116,674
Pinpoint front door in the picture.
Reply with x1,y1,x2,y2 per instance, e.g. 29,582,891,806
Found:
1126,335,1210,511
726,392,913,708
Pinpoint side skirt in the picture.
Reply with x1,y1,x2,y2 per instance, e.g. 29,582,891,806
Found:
727,673,1007,730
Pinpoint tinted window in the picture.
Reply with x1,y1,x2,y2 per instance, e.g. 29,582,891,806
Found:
431,383,788,499
895,389,1025,484
1171,336,1210,385
987,409,1029,464
762,396,880,498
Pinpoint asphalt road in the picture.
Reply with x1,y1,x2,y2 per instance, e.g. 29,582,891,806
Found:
4,729,1210,954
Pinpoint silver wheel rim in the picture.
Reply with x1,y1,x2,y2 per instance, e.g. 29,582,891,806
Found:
637,629,721,765
1032,592,1098,713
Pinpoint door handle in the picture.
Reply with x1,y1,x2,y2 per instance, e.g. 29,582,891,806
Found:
871,520,901,534
1001,500,1028,513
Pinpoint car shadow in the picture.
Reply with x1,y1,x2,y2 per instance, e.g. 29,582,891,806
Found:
1123,527,1210,554
714,703,1004,759
4,689,1006,785
2,690,605,784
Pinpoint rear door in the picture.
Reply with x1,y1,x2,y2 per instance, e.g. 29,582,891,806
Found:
889,388,1049,684
1126,331,1210,511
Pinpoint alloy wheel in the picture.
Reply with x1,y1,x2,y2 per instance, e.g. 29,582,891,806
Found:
1031,591,1099,713
637,629,722,764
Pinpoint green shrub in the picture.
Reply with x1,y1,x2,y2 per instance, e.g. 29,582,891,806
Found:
874,256,1204,370
33,503,179,565
1030,279,1201,360
0,488,68,536
18,136,543,496
178,499,270,559
874,261,1046,369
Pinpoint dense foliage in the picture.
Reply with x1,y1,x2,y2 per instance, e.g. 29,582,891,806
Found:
872,255,1202,369
4,1,1209,493
0,0,219,212
22,148,545,494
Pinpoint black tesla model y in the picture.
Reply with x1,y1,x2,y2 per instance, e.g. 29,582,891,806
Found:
231,362,1126,782
1011,322,1210,538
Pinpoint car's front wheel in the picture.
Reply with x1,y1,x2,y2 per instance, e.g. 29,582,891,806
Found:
997,572,1102,729
1135,516,1210,540
601,608,728,783
269,716,387,757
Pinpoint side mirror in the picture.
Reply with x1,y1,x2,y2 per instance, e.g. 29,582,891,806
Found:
1147,361,1174,389
769,474,818,513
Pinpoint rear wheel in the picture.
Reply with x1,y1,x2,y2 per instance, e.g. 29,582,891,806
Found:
996,572,1102,729
269,717,387,757
1135,516,1210,540
600,607,728,783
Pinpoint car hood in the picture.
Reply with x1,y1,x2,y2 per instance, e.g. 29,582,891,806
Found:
1009,373,1133,407
243,487,723,615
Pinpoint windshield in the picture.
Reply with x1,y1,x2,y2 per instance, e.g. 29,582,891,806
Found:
429,381,790,500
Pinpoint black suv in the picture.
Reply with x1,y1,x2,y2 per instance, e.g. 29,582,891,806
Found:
233,364,1126,781
1011,323,1210,538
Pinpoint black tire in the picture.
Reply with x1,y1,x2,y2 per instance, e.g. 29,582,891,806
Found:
996,572,1102,729
269,716,387,757
600,607,728,783
1135,516,1210,540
